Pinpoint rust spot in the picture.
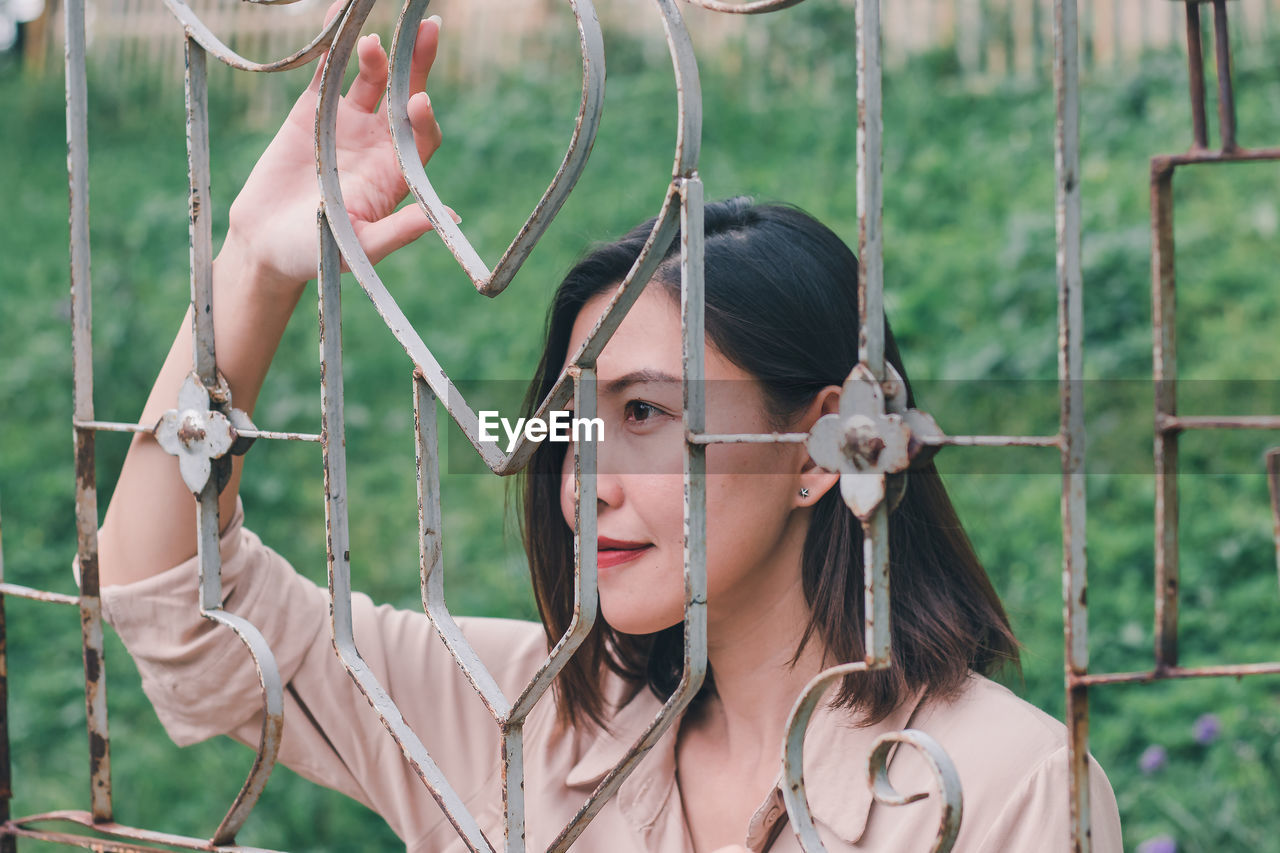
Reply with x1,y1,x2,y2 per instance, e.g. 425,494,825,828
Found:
177,415,206,447
75,430,96,487
84,646,100,684
88,731,107,762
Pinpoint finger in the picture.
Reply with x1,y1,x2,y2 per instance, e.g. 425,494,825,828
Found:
346,34,389,114
307,0,348,92
357,203,437,266
408,90,443,163
408,15,441,95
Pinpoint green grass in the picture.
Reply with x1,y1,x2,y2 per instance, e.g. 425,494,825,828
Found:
3,22,1280,852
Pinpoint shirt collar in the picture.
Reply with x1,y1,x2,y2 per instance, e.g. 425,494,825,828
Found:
564,681,928,846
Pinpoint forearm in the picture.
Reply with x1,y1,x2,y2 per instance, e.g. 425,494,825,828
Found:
99,238,307,587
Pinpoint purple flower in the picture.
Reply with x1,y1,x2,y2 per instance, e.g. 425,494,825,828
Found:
1193,713,1221,745
1136,834,1177,853
1139,744,1168,775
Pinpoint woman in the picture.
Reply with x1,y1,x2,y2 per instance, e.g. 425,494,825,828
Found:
97,14,1122,852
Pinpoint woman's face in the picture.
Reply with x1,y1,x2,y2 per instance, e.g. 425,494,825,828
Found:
558,284,820,636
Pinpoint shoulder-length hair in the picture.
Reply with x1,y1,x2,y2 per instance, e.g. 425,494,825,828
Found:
519,197,1019,731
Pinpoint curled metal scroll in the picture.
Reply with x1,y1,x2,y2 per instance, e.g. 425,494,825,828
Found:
163,0,348,72
388,0,606,297
782,663,963,853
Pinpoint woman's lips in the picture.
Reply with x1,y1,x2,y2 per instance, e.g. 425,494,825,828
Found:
596,538,653,569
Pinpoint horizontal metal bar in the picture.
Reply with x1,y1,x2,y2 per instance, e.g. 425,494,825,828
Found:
687,432,809,445
232,428,322,443
5,811,282,852
922,434,1062,448
689,432,1061,450
73,420,321,442
0,584,79,606
1158,414,1280,432
1154,146,1280,171
1073,661,1280,686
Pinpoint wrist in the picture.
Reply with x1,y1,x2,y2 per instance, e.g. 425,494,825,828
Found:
217,228,309,299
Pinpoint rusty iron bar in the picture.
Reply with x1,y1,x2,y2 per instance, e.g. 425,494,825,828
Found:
73,418,321,444
1155,146,1280,168
1074,661,1280,686
687,431,1061,448
1211,0,1237,152
1158,414,1280,431
0,584,81,606
1151,163,1179,672
1269,449,1280,594
182,34,288,846
0,503,11,853
1183,1,1209,149
856,0,884,381
6,810,290,852
1053,0,1091,849
65,0,113,819
855,0,893,670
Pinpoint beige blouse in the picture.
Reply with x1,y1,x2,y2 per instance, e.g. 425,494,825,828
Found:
100,503,1122,852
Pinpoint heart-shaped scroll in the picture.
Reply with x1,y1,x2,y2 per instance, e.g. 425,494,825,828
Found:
317,0,700,475
387,0,606,297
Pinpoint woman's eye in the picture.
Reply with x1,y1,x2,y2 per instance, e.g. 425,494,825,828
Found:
624,400,668,425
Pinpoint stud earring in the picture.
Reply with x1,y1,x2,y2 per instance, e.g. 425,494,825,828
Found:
799,488,810,499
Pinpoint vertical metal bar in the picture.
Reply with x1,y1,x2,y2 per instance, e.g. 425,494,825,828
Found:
1184,1,1209,149
863,511,892,666
680,176,708,689
66,0,111,820
856,0,885,379
1055,0,1091,850
1151,166,1180,669
1211,0,1237,151
185,36,216,386
500,726,524,853
0,501,12,853
1267,449,1280,594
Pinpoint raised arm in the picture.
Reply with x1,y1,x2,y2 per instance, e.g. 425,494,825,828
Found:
100,11,445,586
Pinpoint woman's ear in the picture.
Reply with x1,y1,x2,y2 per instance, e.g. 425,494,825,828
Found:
795,385,842,506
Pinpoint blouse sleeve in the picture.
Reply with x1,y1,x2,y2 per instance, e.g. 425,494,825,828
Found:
970,746,1123,852
99,500,551,847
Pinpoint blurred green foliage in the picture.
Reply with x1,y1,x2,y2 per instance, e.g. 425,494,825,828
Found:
2,15,1280,852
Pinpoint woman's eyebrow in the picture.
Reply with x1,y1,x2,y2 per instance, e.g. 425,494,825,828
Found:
600,369,682,395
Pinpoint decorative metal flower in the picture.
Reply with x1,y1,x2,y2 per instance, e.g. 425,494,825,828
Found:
153,373,253,494
806,363,943,520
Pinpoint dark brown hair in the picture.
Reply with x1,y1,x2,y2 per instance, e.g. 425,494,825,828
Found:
519,197,1019,731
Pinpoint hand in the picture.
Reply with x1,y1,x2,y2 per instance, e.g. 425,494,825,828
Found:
224,3,445,292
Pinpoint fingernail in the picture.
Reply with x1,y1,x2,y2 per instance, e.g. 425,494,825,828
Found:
427,14,442,29
370,33,381,46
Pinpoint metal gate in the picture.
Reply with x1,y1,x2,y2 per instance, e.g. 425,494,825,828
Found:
0,0,1277,850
